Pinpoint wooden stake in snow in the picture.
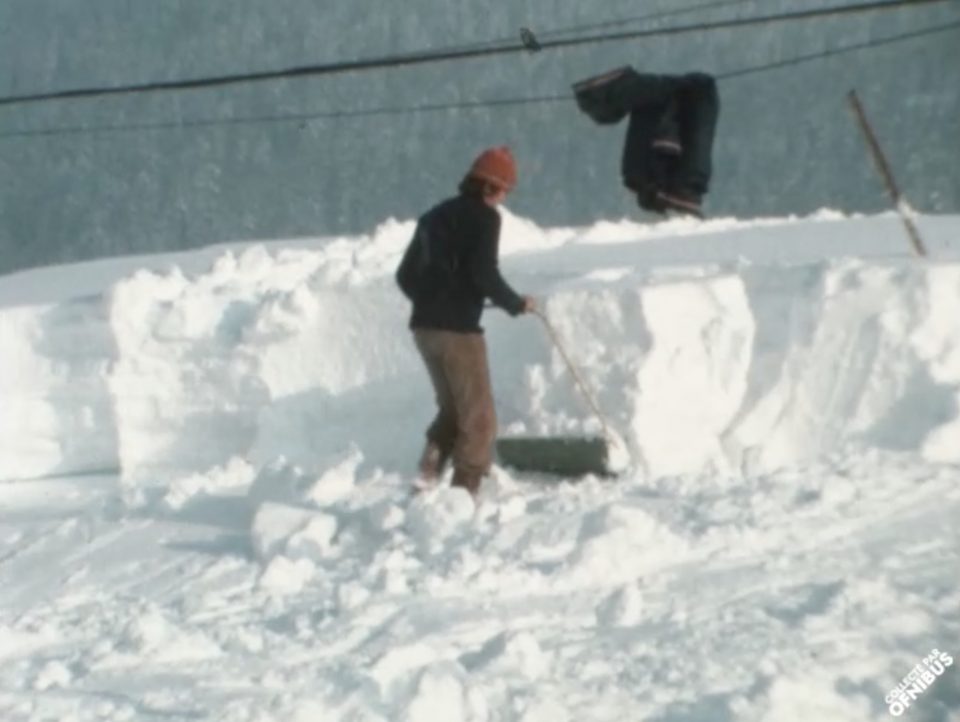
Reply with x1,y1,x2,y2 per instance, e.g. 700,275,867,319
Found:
846,89,928,258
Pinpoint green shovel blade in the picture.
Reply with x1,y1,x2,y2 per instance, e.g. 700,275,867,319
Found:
495,435,614,478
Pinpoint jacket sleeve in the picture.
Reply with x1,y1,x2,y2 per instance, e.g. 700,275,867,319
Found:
395,224,421,301
470,210,525,316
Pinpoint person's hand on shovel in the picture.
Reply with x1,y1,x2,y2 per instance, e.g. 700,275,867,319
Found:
521,295,537,314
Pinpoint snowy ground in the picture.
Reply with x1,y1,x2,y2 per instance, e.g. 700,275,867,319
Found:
1,209,958,721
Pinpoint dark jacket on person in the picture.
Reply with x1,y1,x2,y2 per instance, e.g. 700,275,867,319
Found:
396,193,525,333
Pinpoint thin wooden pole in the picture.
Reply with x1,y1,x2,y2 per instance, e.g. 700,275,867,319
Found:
846,89,928,257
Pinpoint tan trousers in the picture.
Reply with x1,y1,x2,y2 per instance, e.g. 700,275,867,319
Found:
413,329,496,494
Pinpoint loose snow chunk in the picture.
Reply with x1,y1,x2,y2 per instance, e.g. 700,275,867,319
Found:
369,499,407,531
251,501,319,561
460,631,551,681
404,664,470,722
337,582,372,611
520,699,572,722
286,512,339,561
605,431,632,474
595,583,645,627
162,456,257,510
405,487,475,551
305,445,363,506
122,606,222,662
258,556,316,595
247,457,315,508
566,504,687,583
32,660,72,691
732,673,872,722
246,446,363,511
499,631,550,680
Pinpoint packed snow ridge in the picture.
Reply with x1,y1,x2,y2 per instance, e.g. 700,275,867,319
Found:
1,210,959,722
1,209,959,485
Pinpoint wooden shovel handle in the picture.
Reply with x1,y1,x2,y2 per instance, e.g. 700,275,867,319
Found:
533,308,614,440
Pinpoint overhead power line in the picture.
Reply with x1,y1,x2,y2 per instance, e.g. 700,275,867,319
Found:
0,0,948,107
718,17,960,79
427,0,760,53
535,0,762,39
2,18,954,141
1,19,956,141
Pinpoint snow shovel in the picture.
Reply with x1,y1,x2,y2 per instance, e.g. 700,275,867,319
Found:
495,309,625,478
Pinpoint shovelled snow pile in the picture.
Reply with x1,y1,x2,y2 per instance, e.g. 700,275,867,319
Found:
2,209,959,486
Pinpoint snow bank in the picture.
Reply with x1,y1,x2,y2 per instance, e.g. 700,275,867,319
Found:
1,211,959,484
3,210,959,722
0,299,119,479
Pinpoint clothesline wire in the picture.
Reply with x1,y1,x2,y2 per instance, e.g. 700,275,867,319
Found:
406,0,762,54
0,0,944,108
1,18,954,141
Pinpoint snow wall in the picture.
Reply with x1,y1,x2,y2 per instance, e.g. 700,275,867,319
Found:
1,211,959,485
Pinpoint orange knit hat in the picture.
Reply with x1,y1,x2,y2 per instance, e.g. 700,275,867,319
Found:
467,146,517,190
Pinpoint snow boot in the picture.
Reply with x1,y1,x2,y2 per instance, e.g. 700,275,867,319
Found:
414,440,450,490
451,469,483,499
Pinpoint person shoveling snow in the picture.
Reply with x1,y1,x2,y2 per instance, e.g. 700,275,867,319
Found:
396,146,536,499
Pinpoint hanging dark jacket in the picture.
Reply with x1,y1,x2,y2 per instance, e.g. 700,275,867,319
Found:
396,193,525,333
574,67,719,203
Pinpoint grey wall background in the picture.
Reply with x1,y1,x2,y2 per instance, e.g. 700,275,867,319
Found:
1,0,958,275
